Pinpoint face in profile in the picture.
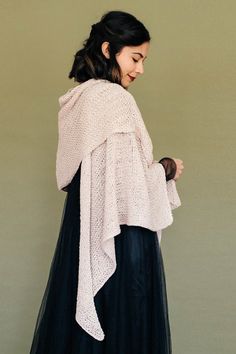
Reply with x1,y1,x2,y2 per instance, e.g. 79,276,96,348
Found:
116,42,150,88
101,41,150,88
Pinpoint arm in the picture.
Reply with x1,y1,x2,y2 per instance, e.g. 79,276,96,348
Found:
158,157,181,210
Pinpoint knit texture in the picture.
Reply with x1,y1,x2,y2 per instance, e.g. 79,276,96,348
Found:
56,79,181,341
56,78,152,191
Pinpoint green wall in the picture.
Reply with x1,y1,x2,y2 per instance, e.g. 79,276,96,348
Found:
1,1,235,353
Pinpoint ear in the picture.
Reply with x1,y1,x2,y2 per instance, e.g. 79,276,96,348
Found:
101,41,110,59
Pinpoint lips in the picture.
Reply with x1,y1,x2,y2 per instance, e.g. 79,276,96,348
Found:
128,75,135,81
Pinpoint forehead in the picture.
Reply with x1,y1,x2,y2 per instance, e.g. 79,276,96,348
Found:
124,42,150,57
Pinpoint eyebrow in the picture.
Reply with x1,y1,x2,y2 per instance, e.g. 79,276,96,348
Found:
132,52,147,59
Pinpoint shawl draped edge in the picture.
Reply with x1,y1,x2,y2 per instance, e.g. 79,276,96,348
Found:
56,79,181,341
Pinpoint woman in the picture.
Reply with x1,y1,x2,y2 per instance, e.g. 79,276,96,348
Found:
29,10,184,354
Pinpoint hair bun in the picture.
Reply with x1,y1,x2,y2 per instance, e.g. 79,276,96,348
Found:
91,22,104,34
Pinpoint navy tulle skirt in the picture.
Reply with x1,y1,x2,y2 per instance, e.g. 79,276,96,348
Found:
29,164,172,354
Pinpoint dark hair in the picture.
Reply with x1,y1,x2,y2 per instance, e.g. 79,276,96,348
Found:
68,10,151,86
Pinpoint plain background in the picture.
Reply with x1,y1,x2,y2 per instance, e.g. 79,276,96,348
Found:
1,1,235,353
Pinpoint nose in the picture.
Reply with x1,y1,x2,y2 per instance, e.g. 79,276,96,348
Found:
136,61,144,75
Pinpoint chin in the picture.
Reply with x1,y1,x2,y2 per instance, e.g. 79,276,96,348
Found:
121,79,131,89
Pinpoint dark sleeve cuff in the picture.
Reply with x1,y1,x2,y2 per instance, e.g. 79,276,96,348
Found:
158,157,177,181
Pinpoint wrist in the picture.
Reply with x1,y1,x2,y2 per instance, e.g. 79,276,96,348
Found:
158,157,177,181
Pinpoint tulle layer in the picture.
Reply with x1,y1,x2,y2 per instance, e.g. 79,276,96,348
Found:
29,164,172,354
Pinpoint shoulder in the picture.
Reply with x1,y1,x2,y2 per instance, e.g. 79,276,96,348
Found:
71,79,140,122
84,79,136,107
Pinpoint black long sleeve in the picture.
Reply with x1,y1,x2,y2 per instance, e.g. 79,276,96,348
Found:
158,157,177,181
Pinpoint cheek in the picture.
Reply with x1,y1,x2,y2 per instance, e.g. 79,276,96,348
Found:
126,60,135,72
118,57,135,74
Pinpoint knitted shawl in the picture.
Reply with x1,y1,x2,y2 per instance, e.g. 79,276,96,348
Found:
56,78,181,341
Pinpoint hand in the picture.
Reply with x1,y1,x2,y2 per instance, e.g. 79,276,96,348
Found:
172,158,184,181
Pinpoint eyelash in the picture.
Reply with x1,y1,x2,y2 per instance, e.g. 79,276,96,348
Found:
133,58,138,63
